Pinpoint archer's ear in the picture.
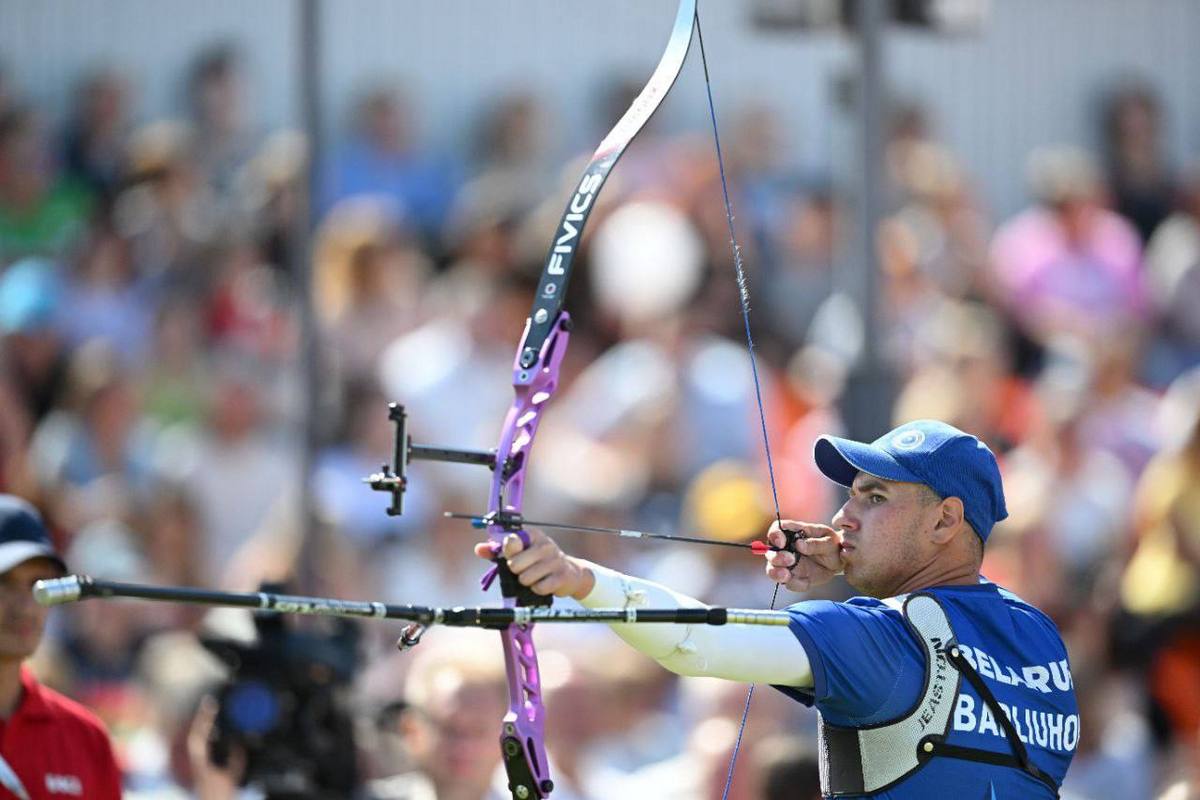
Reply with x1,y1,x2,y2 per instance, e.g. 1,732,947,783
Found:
930,497,965,545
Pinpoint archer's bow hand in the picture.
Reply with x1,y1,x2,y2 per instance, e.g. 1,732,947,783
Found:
764,521,845,594
473,527,596,600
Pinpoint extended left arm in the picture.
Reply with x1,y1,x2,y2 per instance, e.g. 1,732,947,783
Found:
579,561,813,686
480,529,813,687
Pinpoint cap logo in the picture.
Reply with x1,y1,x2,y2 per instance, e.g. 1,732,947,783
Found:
891,430,926,450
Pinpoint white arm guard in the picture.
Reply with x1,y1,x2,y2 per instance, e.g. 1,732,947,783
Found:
579,562,813,688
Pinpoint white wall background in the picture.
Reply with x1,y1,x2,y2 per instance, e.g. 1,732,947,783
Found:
1,0,1197,217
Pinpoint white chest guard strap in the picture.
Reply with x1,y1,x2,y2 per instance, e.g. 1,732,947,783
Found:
816,593,1060,797
817,593,958,795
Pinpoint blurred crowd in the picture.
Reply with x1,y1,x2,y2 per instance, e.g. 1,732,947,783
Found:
2,38,1200,800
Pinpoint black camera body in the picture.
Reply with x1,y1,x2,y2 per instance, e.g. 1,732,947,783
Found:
202,589,362,800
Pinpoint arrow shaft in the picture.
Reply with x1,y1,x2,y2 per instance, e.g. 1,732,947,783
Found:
445,512,778,552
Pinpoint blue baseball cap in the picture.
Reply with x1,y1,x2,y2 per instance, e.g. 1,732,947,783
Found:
0,495,67,575
813,420,1008,542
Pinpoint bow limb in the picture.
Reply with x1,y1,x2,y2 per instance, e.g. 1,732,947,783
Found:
485,3,698,798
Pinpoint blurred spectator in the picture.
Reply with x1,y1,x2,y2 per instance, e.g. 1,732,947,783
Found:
534,646,636,800
62,68,132,203
140,298,209,428
466,90,553,214
440,173,532,307
232,129,308,280
877,145,992,370
0,378,35,497
314,197,431,383
0,106,92,265
442,101,554,312
120,631,223,797
154,354,295,583
114,119,222,292
1120,368,1200,752
370,635,507,800
537,641,682,784
0,257,69,424
185,43,258,202
1075,334,1162,477
323,86,463,251
771,346,847,528
1143,161,1200,385
57,518,156,686
612,707,789,800
1100,80,1175,244
990,146,1147,346
611,716,750,800
205,239,296,375
998,358,1134,615
880,143,990,302
1060,670,1155,800
29,339,158,524
723,104,806,278
56,221,154,363
760,187,838,357
885,98,941,205
893,300,1038,453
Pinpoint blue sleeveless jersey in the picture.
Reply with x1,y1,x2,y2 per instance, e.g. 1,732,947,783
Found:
775,580,1078,798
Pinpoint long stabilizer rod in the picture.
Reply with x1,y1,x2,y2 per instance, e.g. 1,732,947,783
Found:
33,575,791,629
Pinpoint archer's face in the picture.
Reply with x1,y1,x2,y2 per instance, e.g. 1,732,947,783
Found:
831,474,938,598
0,558,60,662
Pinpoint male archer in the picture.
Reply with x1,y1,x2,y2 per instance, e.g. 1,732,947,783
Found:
0,495,122,800
481,420,1079,798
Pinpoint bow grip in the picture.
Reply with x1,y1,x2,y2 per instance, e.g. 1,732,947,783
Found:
496,556,553,608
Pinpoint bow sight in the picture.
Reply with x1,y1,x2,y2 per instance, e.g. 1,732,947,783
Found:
365,403,514,518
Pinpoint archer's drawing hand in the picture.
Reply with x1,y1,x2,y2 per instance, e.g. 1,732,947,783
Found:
764,520,844,594
474,527,596,600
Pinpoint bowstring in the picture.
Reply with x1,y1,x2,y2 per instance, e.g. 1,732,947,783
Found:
693,8,787,800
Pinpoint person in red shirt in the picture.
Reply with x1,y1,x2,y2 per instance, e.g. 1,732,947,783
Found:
0,494,121,800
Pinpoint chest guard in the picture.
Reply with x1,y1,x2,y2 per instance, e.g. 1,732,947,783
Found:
816,593,1059,797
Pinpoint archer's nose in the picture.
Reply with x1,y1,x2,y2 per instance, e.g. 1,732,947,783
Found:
832,502,858,533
